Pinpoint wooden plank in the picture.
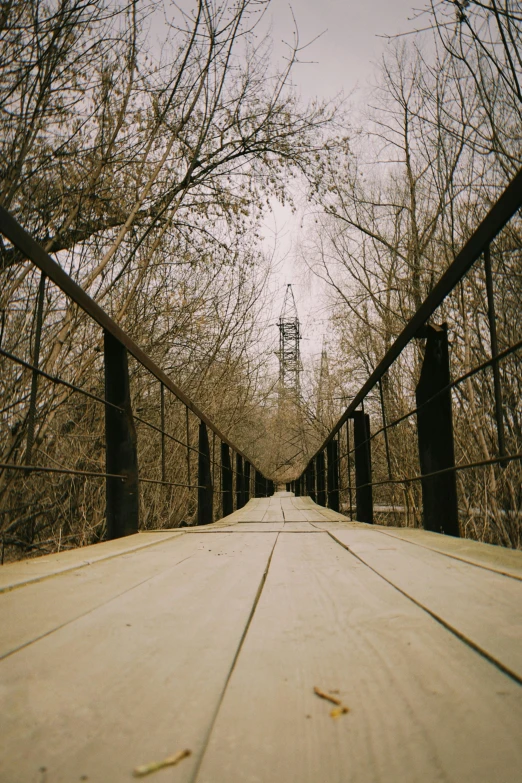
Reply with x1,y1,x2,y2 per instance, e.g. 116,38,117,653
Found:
293,496,348,520
195,523,284,532
380,527,522,580
262,508,285,522
196,532,522,783
282,510,308,522
203,498,268,526
309,520,364,530
311,508,348,521
283,522,322,532
0,532,277,782
328,528,522,681
0,534,195,659
0,531,181,593
299,509,333,522
232,510,266,522
279,498,306,522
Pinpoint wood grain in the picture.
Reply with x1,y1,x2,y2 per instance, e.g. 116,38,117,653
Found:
380,526,522,580
195,532,522,783
0,534,199,658
0,532,277,783
0,531,180,593
328,528,522,681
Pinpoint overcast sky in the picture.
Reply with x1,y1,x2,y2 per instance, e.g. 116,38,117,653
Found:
266,0,423,99
259,0,422,366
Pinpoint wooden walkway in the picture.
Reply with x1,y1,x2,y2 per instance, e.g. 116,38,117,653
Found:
1,493,522,782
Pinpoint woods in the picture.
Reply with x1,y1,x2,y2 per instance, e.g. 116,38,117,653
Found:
0,0,340,559
306,1,522,546
1,0,521,558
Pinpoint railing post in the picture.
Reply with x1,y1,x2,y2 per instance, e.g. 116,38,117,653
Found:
185,406,191,490
416,323,459,536
104,331,139,538
294,476,300,497
255,469,263,497
268,479,274,496
353,410,373,524
236,453,244,509
221,443,233,516
346,421,354,518
316,452,326,506
306,460,316,501
243,461,251,505
327,439,339,511
197,422,213,525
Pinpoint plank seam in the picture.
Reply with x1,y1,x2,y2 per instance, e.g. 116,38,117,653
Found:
0,554,199,661
0,533,183,594
0,552,196,661
377,529,522,582
309,522,522,581
326,531,522,687
189,532,280,783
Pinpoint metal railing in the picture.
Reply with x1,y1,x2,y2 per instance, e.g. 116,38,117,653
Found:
0,207,273,559
293,169,522,547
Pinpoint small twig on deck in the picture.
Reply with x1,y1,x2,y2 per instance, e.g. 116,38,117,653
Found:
313,686,350,718
133,749,191,777
313,686,343,705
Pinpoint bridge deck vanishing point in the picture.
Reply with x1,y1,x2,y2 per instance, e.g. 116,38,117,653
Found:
1,492,522,782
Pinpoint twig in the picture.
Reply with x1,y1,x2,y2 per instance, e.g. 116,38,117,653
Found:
133,749,191,777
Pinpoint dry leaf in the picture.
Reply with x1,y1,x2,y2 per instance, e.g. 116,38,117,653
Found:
330,706,350,719
133,749,191,777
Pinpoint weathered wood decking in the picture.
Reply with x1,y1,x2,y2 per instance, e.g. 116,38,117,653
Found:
1,493,522,782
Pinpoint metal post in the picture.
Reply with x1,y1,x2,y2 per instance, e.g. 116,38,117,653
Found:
104,331,139,538
244,461,251,505
484,245,506,459
197,421,213,525
316,451,326,506
268,479,274,496
221,442,233,516
255,469,264,498
353,410,373,524
236,453,244,509
185,406,191,490
416,323,459,536
26,272,46,465
306,460,316,501
327,439,339,511
212,431,216,521
346,422,353,518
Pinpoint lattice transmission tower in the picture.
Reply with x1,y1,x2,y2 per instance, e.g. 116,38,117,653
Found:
278,284,301,399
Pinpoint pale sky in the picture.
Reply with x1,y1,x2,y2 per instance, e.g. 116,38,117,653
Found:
266,0,423,100
260,0,422,370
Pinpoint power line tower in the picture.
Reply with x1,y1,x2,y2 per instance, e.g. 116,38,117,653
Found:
316,341,335,425
316,343,328,422
278,284,301,399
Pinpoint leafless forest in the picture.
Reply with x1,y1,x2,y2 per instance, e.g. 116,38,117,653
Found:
1,0,521,560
